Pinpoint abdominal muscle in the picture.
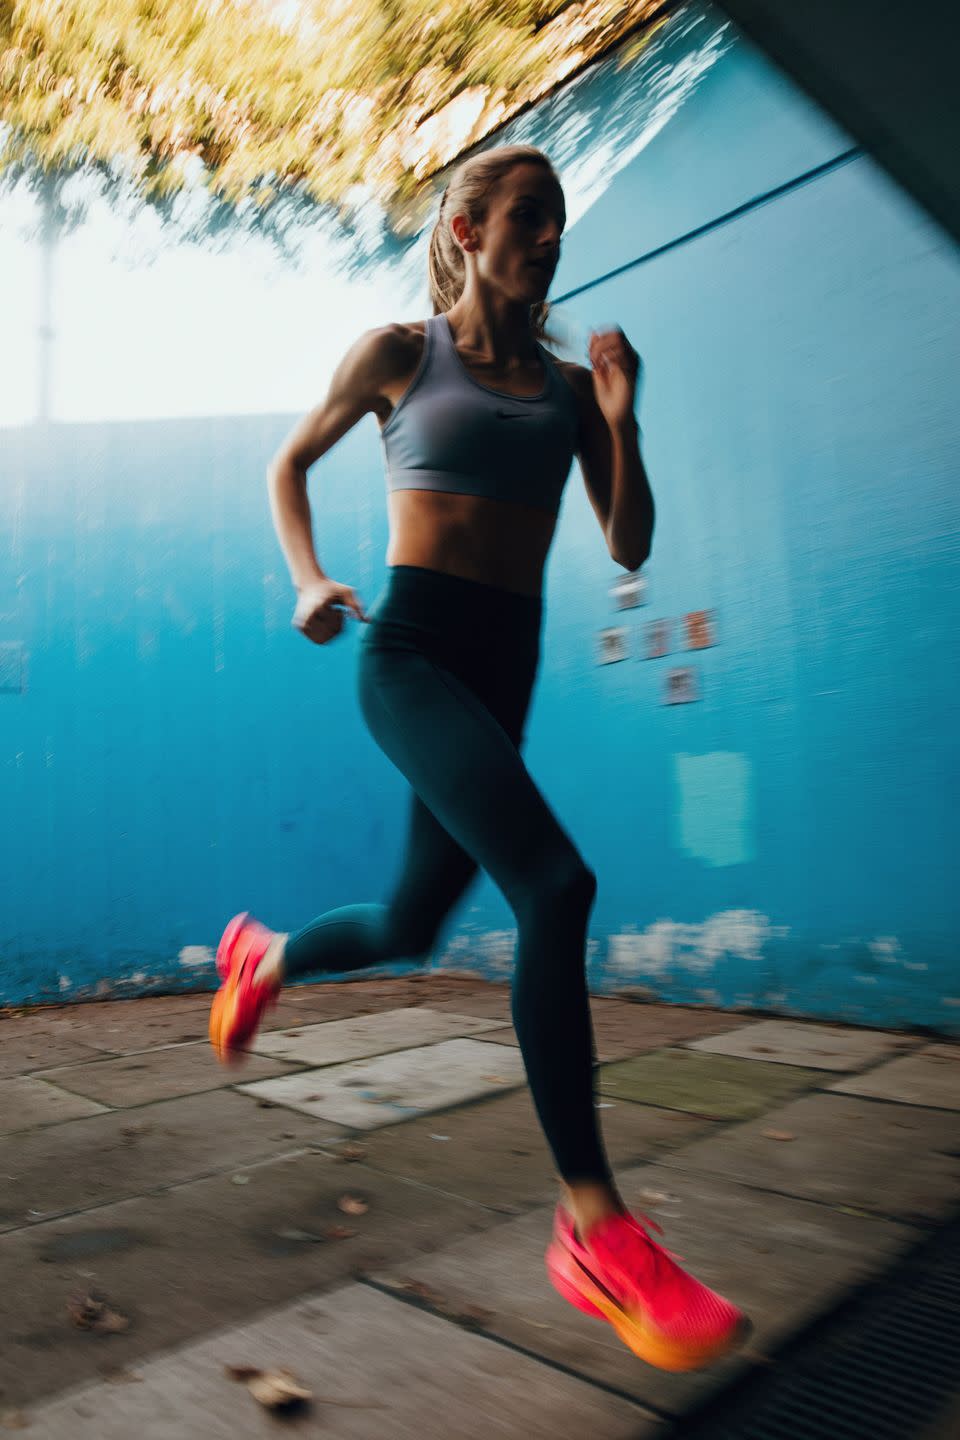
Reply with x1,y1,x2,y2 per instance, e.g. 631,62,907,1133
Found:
385,488,557,599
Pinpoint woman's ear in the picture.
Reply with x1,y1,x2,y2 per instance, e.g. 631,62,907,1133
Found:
451,213,478,253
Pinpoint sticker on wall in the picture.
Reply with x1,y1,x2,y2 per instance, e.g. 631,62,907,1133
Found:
663,666,701,704
610,572,648,610
684,609,717,650
596,627,630,665
643,618,672,659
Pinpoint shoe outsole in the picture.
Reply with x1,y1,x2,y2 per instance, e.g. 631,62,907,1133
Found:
209,914,277,1067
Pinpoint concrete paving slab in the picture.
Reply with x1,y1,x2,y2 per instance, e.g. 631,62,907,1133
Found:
331,1088,718,1212
478,1003,749,1062
659,1092,960,1222
37,1045,299,1107
252,1007,507,1066
0,1029,106,1079
0,1076,108,1135
0,1148,499,1410
0,1089,345,1233
59,1006,214,1054
368,1161,915,1417
30,1283,658,1440
688,1019,915,1072
0,995,216,1051
239,1038,527,1129
828,1044,960,1110
598,1049,823,1119
426,985,514,1022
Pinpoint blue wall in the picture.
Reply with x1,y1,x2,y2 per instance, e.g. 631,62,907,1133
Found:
2,5,958,1029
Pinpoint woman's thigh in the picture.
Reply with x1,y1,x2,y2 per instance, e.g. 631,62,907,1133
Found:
358,643,584,909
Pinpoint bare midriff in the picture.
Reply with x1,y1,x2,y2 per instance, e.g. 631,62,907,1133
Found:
375,320,565,600
385,489,556,598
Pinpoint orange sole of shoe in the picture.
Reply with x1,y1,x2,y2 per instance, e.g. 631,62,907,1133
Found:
208,976,249,1068
599,1296,753,1372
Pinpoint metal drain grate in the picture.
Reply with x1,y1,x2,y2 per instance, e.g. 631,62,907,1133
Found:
682,1212,960,1440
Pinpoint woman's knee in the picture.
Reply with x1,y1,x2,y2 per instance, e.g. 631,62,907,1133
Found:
517,850,597,921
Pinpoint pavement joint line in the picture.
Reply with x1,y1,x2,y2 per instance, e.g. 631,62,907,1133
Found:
680,1048,925,1080
0,1145,323,1236
804,1086,960,1116
357,1272,672,1421
651,1156,940,1229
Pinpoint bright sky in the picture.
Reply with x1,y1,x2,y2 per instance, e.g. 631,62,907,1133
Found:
0,9,726,429
0,182,422,427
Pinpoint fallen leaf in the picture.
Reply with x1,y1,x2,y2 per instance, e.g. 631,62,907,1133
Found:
323,1224,357,1240
761,1130,796,1142
67,1292,130,1334
337,1143,367,1162
338,1195,369,1216
227,1365,312,1411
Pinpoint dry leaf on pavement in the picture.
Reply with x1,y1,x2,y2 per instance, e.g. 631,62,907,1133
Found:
67,1292,130,1333
338,1194,369,1215
761,1129,796,1142
336,1143,368,1162
225,1365,312,1411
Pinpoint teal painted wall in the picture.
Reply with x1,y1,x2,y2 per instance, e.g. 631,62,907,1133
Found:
2,5,958,1029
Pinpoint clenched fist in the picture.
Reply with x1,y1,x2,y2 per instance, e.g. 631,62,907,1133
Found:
292,578,368,645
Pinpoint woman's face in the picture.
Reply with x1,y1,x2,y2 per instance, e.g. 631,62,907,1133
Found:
471,163,566,303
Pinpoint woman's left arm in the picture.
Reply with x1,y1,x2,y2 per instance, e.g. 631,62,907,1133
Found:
570,327,654,571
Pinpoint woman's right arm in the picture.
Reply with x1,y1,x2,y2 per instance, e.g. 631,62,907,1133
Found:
268,325,405,645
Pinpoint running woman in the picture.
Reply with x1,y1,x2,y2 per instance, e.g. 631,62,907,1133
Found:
209,144,749,1371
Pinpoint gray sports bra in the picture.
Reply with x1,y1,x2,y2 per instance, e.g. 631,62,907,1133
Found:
380,312,578,517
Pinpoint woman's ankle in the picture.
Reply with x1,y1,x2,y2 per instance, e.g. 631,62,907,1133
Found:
253,933,288,988
561,1179,625,1241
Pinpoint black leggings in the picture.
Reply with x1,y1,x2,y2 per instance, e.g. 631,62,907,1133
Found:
283,564,610,1183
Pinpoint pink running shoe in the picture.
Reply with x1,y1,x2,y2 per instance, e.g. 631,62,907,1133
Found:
545,1205,606,1318
209,912,281,1066
545,1204,750,1371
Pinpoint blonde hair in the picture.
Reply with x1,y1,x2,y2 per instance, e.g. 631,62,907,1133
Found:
427,145,562,343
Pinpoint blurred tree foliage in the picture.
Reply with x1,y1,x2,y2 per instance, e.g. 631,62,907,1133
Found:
0,0,663,242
